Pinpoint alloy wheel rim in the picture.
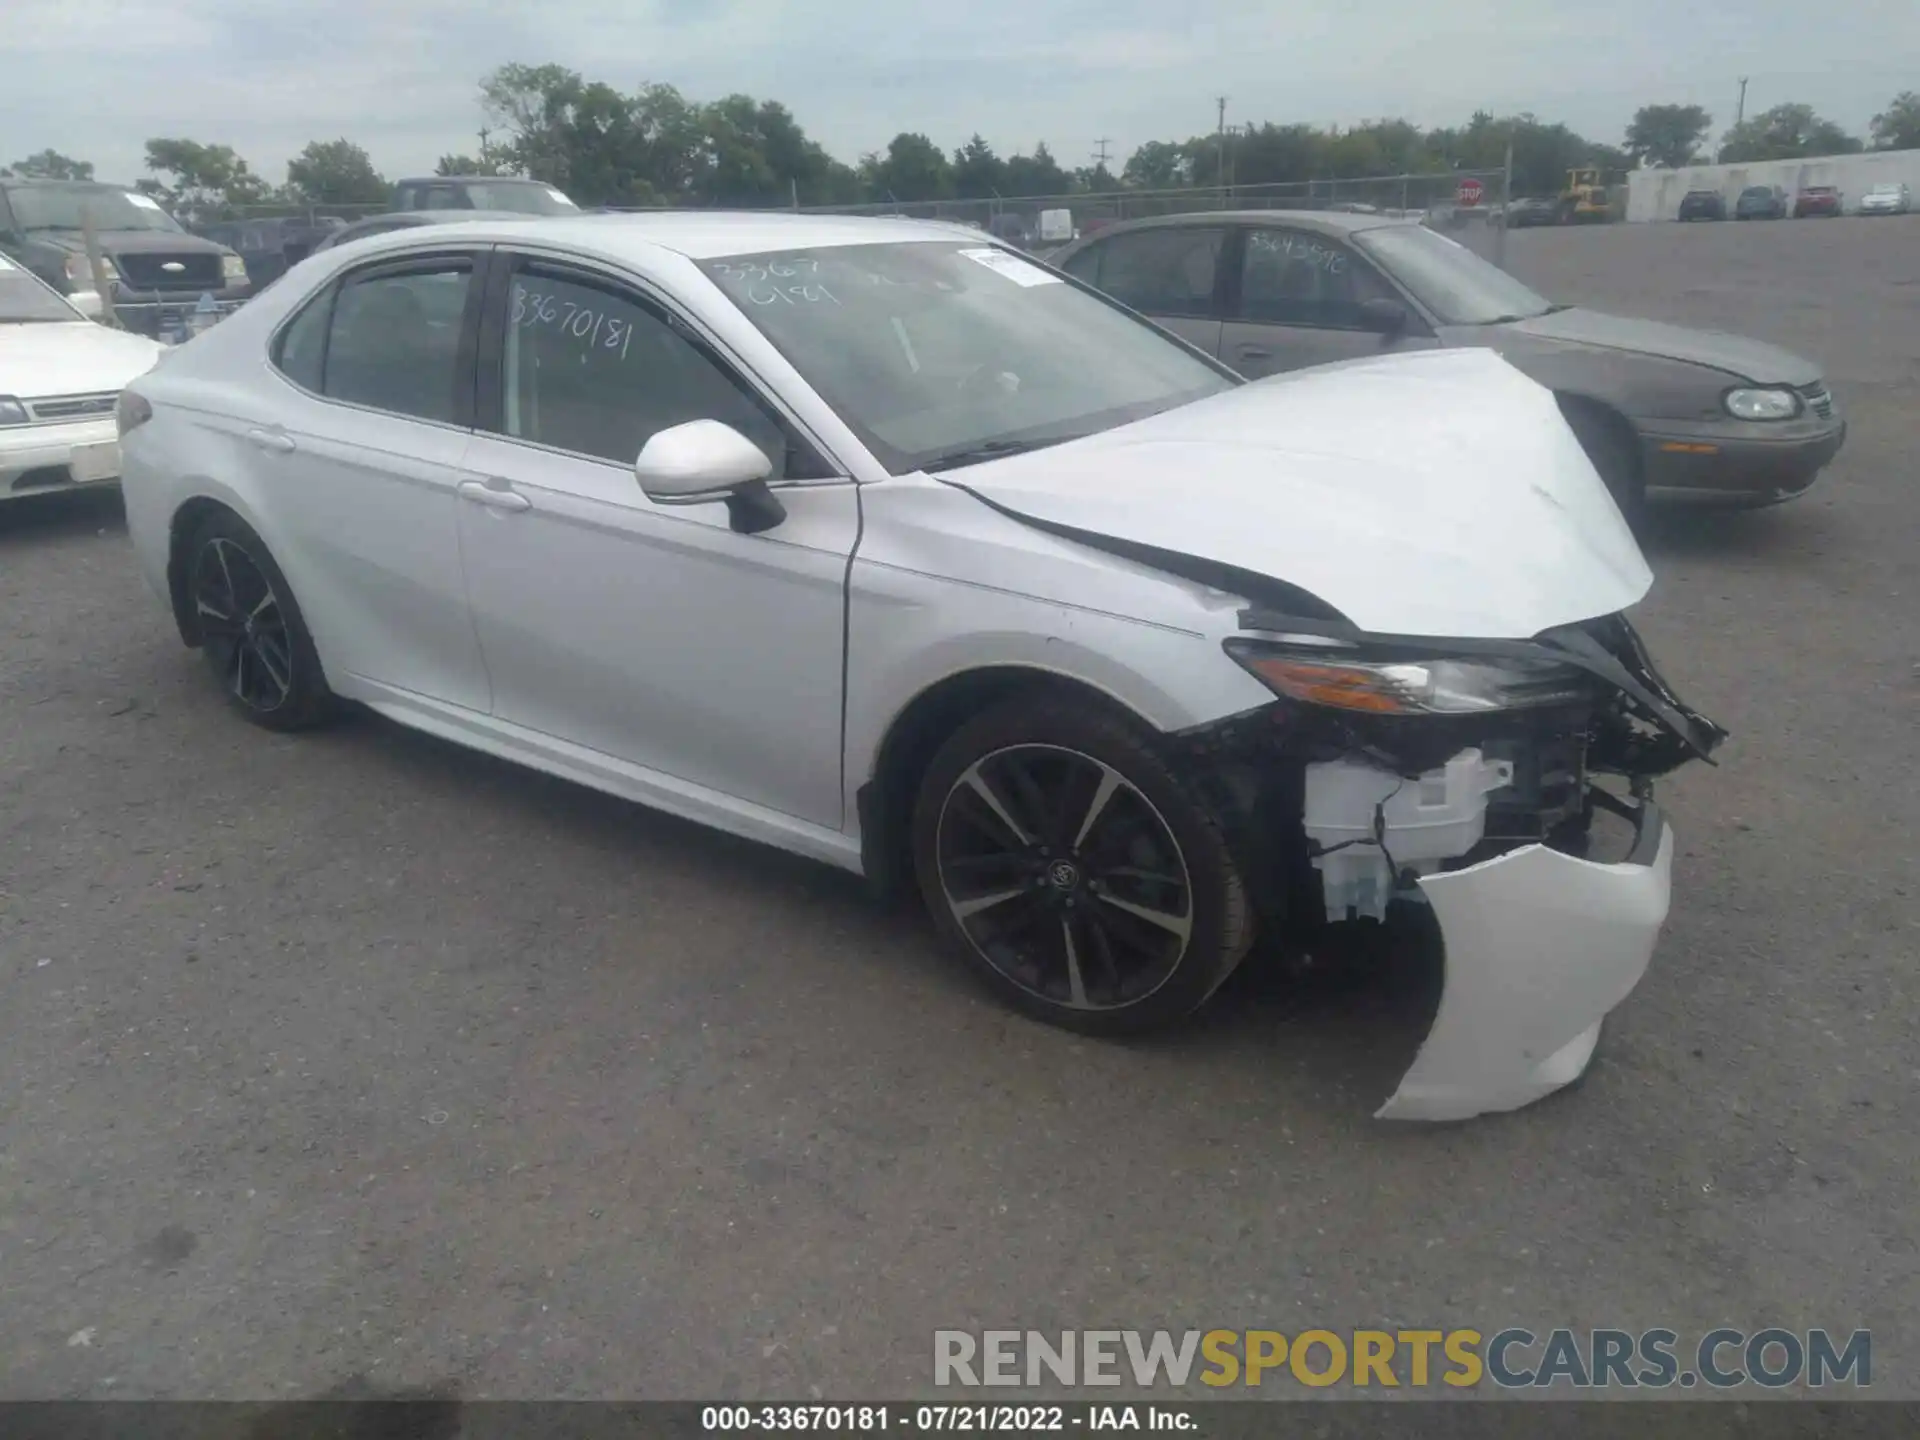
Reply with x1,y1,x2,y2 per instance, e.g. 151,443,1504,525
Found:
935,743,1193,1011
194,537,294,713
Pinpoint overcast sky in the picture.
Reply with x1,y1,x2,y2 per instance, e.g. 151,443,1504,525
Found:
8,0,1918,187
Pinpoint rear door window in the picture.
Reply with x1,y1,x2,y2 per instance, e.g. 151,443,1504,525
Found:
1073,228,1225,318
307,259,474,423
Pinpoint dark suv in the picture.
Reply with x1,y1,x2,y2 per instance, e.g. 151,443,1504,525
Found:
1677,189,1726,221
389,176,582,215
1735,185,1789,220
0,179,250,334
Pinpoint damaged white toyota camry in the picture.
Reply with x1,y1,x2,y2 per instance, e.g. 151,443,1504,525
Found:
116,214,1725,1121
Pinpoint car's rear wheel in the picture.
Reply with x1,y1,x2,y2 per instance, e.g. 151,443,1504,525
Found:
911,692,1252,1035
187,510,333,731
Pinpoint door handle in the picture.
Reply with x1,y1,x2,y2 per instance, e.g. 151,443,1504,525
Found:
1235,344,1272,360
458,479,531,513
246,428,296,454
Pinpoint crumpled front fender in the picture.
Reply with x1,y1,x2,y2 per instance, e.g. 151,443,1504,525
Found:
1377,805,1674,1122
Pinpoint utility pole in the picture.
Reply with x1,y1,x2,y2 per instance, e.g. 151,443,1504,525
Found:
1216,96,1228,193
1092,138,1112,182
1734,77,1749,130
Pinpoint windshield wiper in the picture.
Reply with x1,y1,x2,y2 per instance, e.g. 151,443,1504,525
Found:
921,434,1084,471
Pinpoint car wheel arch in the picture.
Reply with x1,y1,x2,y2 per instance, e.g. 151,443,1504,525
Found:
854,665,1167,903
1554,393,1645,514
165,492,287,648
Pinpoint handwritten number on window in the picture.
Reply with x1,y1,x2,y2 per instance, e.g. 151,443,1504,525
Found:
511,285,634,360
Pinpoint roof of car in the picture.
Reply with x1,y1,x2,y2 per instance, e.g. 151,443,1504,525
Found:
332,210,995,261
1058,209,1407,240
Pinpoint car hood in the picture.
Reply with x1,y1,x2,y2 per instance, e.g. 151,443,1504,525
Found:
31,228,231,258
1503,305,1821,384
0,320,164,398
935,348,1652,640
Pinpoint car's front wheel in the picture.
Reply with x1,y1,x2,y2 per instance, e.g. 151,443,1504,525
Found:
187,510,333,731
911,692,1252,1035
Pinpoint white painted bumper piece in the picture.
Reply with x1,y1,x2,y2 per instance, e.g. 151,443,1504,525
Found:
1377,808,1675,1122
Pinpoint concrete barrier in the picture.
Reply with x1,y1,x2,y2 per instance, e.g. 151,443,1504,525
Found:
1628,151,1920,221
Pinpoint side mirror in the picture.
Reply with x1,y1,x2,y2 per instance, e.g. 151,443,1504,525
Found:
635,419,786,534
1357,297,1410,336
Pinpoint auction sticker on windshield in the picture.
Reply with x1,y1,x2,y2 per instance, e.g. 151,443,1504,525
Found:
958,247,1060,287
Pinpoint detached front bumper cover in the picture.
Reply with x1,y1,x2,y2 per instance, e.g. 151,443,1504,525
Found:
1379,799,1672,1121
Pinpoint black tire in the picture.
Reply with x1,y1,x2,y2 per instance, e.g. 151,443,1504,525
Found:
911,691,1253,1036
1559,398,1646,527
186,509,334,731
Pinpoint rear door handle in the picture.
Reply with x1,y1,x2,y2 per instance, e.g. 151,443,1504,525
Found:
458,478,532,513
246,428,296,454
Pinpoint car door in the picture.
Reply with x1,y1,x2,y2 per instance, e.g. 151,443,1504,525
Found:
257,249,493,712
1219,224,1439,377
1056,225,1226,356
455,249,858,830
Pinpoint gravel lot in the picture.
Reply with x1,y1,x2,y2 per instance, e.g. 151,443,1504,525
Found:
2,216,1916,1405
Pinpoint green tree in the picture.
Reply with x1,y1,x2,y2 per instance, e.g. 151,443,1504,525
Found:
142,139,274,217
951,134,1004,200
434,153,511,177
1624,104,1712,168
1869,91,1920,150
286,139,387,205
1719,103,1862,162
1121,140,1189,189
9,149,94,180
1002,142,1068,197
866,133,952,201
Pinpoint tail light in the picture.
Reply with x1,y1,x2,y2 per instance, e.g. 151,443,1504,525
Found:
116,390,153,437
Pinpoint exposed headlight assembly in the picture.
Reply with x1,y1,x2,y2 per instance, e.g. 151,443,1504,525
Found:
1225,639,1591,715
1724,387,1799,421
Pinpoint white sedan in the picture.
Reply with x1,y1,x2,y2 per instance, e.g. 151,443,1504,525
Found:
116,214,1725,1121
1,256,163,499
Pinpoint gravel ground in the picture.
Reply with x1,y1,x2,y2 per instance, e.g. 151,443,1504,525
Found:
1,215,1915,1406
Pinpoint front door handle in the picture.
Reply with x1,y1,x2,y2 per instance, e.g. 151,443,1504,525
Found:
246,428,296,454
458,478,531,513
1235,344,1272,360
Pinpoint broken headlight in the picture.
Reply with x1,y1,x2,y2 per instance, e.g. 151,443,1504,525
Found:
1224,639,1591,716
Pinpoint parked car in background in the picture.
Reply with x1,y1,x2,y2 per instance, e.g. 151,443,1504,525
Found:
1502,196,1560,228
1734,185,1789,220
1792,185,1842,218
389,176,582,215
116,212,1727,1122
0,178,250,336
1677,189,1727,221
0,254,162,499
311,209,538,252
195,216,347,288
1858,182,1912,216
1051,210,1845,514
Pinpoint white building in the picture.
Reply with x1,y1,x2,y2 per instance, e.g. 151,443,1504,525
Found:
1627,150,1920,221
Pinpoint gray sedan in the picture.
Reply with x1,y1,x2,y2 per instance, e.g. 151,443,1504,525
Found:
1049,211,1846,513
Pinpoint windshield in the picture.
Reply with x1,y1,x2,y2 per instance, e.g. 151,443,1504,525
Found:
0,259,84,322
465,183,579,215
7,184,184,233
1868,184,1902,195
1351,222,1554,325
699,240,1235,472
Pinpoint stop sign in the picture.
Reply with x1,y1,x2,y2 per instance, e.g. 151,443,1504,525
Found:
1456,176,1485,207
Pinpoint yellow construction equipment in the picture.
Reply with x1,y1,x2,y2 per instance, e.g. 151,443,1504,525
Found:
1558,167,1613,223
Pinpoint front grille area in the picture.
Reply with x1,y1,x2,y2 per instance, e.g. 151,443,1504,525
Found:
25,392,118,423
1797,383,1834,419
114,252,223,290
